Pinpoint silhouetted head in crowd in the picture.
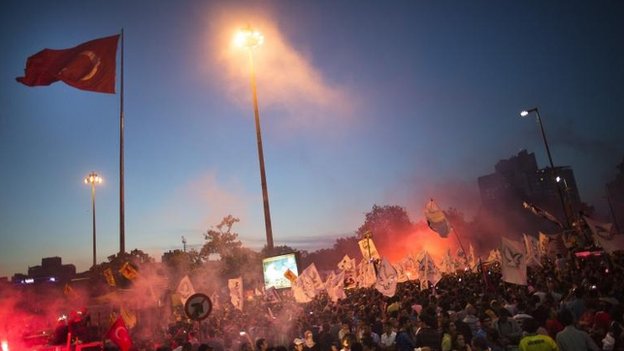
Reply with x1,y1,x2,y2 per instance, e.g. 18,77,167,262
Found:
557,309,574,326
522,318,539,334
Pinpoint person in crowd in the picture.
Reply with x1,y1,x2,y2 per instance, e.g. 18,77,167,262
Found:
493,308,522,348
415,312,441,351
257,338,270,351
341,334,357,351
359,324,380,345
450,311,474,345
395,317,415,351
205,329,225,351
318,323,334,351
440,321,457,351
471,336,489,351
339,322,352,344
303,330,319,351
474,315,492,341
555,309,599,351
518,318,557,351
452,334,472,351
294,338,306,351
380,322,397,351
484,328,504,351
463,305,480,339
564,288,586,322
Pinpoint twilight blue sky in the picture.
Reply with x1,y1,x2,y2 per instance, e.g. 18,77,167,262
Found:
1,1,623,277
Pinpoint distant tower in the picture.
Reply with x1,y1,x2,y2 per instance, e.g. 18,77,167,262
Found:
181,236,187,252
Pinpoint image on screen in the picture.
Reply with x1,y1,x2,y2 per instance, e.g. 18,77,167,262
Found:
262,253,299,289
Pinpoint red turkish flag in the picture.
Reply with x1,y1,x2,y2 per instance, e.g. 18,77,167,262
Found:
106,316,133,351
16,34,119,93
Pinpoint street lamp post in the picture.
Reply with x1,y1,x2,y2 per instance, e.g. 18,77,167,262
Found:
520,107,570,227
235,27,274,251
84,172,102,267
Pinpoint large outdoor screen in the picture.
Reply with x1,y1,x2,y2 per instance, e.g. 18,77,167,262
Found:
262,253,299,289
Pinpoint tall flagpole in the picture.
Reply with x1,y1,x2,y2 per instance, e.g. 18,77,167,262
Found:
119,28,126,254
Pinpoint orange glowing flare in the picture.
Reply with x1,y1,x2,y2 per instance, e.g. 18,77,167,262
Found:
1,339,8,351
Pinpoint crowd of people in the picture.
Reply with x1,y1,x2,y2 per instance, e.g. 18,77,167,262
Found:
124,250,624,351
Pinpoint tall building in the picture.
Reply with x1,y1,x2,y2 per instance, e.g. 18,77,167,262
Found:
478,150,581,232
606,157,624,232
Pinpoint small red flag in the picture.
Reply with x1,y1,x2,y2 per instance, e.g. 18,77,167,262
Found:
16,34,119,93
106,316,133,351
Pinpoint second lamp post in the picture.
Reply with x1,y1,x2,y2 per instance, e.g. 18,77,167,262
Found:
84,172,102,267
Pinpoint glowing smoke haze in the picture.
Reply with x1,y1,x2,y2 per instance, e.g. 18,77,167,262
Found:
200,7,355,135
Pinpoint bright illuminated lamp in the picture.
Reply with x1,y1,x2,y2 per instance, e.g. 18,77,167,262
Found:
84,173,102,185
520,107,538,117
234,27,264,49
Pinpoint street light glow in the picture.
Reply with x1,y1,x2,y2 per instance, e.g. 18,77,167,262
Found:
520,107,538,117
84,173,102,185
234,28,264,49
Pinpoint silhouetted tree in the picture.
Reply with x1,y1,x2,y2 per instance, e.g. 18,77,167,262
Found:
200,215,243,259
356,204,412,239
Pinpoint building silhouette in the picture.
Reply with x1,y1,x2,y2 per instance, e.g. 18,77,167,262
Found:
11,256,76,285
476,150,581,237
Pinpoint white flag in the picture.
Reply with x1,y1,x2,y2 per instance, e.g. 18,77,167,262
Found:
337,255,355,271
358,238,381,260
326,270,346,302
486,249,501,264
440,248,457,273
425,199,452,237
584,216,624,253
324,270,336,289
523,233,542,266
375,258,398,297
468,244,477,271
292,263,324,303
501,237,527,285
356,258,377,288
417,251,441,289
400,256,416,281
228,277,244,310
265,286,281,304
538,232,551,258
177,275,196,305
539,231,566,257
394,261,408,283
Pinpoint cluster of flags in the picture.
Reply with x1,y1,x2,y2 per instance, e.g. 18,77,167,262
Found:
284,242,480,303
